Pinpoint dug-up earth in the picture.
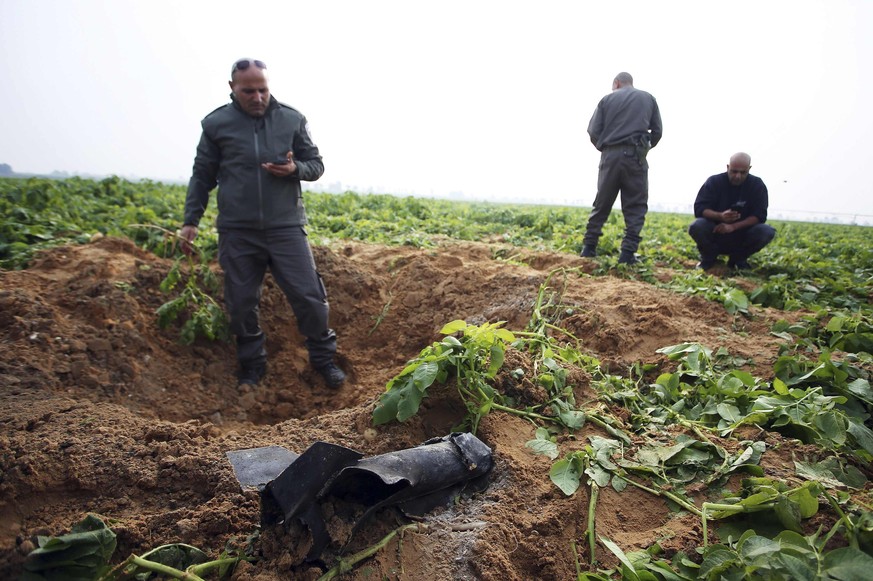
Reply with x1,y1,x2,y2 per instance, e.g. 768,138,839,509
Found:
0,236,853,580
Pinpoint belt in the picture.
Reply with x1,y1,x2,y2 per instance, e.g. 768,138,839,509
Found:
602,143,634,149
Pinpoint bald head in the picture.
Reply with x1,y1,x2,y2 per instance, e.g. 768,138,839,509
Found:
727,152,752,186
730,152,752,166
613,72,634,89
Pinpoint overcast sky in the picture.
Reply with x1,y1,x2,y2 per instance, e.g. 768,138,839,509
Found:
2,0,871,222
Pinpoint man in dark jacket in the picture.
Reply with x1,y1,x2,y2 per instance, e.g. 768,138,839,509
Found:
581,72,662,264
180,58,345,388
689,152,776,270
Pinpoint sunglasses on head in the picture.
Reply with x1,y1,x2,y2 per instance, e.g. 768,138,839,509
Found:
231,59,267,75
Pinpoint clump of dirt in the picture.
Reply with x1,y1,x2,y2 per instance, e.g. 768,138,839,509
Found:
0,236,826,579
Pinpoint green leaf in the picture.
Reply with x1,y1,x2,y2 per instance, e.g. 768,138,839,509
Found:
641,561,691,581
525,428,558,460
494,328,516,343
773,376,789,395
551,400,586,430
586,464,612,488
412,360,440,390
599,537,640,580
699,546,739,578
670,447,712,467
773,552,817,581
396,381,426,422
794,458,867,489
550,457,584,496
155,295,186,329
612,475,628,492
846,378,872,404
724,288,749,314
787,485,819,519
773,496,802,532
22,514,116,581
738,534,780,561
847,420,873,455
735,490,778,510
821,546,873,580
159,260,181,293
441,335,462,348
487,343,505,377
440,319,467,335
814,412,847,446
730,369,757,387
372,385,404,425
730,442,765,470
716,402,742,423
826,316,846,333
588,436,621,470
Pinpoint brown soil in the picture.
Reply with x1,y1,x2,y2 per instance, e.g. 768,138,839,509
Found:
0,236,857,579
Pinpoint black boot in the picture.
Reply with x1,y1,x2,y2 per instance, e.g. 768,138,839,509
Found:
618,250,638,265
580,244,597,257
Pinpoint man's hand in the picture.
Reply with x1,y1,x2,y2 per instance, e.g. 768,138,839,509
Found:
179,224,198,255
719,209,741,224
262,152,297,177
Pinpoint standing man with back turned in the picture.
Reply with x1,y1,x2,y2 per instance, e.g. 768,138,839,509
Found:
581,72,662,264
180,58,346,389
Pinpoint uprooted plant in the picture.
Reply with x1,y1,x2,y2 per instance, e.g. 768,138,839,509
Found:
128,223,229,345
371,267,629,437
20,514,253,581
580,523,873,581
371,319,520,433
156,253,229,345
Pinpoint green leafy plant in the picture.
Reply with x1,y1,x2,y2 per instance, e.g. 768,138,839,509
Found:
597,342,873,464
21,514,117,581
584,528,873,581
22,514,249,581
372,320,514,432
665,272,751,315
373,273,630,437
156,254,229,345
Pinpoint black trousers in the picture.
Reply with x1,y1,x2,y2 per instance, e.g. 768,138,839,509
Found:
218,227,337,369
583,146,649,254
688,218,776,262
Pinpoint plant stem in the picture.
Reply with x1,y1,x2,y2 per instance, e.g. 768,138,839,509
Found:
571,540,583,577
620,475,702,517
822,489,857,549
489,401,554,422
318,523,424,581
189,557,247,577
587,483,599,565
584,411,632,445
103,555,206,581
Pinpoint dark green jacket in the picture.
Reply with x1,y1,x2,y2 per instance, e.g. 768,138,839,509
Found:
184,95,324,230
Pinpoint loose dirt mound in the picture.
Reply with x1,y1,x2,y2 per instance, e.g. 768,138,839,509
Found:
0,237,805,579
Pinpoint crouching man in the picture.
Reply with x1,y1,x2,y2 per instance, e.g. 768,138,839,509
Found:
689,152,776,270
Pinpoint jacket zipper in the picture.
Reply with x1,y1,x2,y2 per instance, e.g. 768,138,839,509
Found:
253,121,264,228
